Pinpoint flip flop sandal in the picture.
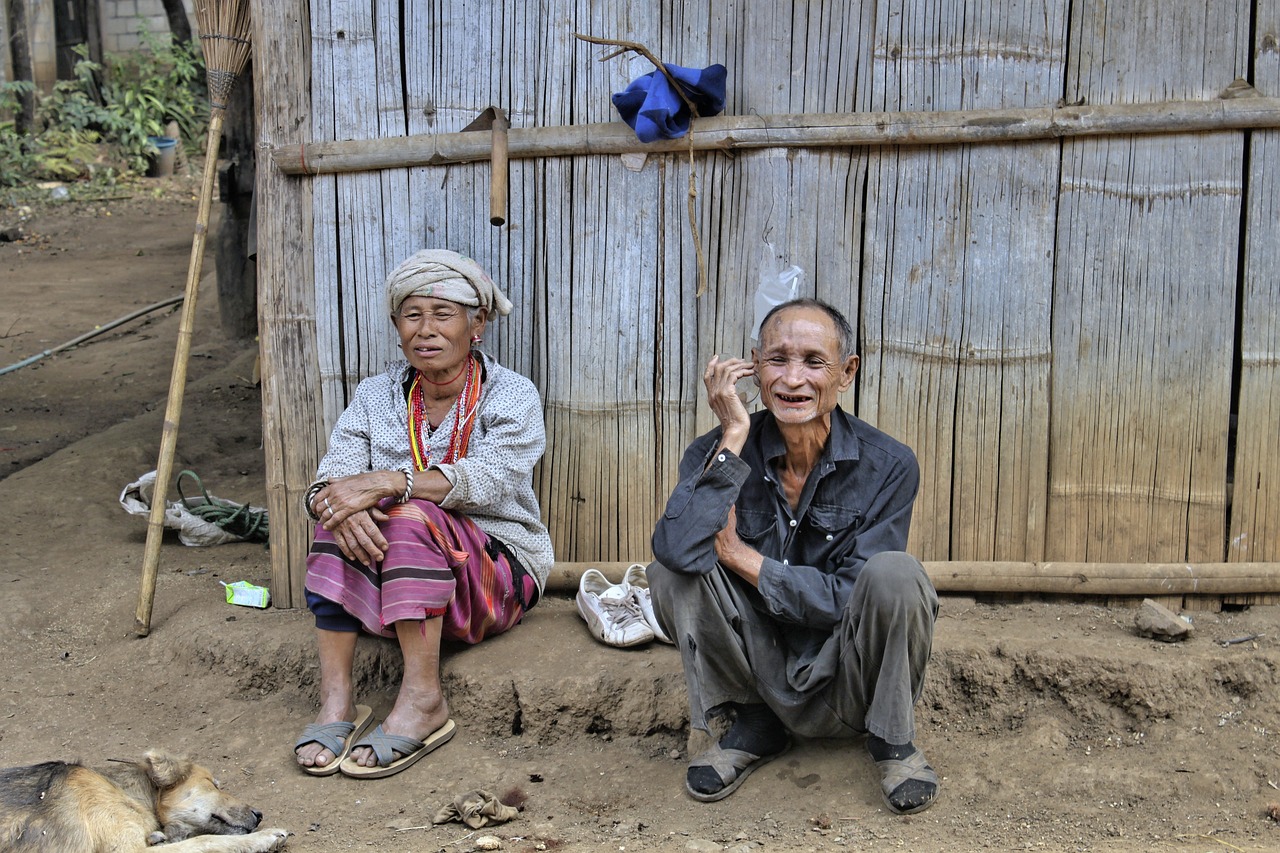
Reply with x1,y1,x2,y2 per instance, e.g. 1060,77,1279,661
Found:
294,704,374,777
868,745,939,815
684,740,789,802
339,719,457,779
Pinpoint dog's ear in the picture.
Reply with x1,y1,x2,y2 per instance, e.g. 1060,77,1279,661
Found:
141,750,192,789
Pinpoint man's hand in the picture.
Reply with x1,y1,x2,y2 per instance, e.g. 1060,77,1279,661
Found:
714,505,764,586
704,355,754,456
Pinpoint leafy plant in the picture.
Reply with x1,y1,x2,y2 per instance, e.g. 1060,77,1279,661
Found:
0,28,208,186
99,27,208,171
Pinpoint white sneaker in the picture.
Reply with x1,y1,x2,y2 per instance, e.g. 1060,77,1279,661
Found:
577,568,655,647
622,563,674,644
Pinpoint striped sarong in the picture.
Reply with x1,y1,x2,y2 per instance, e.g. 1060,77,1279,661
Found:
305,500,531,644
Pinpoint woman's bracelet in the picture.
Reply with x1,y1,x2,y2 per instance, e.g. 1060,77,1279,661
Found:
399,467,414,503
302,479,329,522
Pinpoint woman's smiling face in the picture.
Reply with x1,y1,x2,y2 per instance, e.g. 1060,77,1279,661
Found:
752,305,858,426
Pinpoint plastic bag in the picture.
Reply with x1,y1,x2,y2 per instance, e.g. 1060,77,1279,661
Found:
119,470,266,547
750,243,804,340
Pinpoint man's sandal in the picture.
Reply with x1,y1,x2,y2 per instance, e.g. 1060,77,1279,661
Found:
685,740,789,802
868,745,939,815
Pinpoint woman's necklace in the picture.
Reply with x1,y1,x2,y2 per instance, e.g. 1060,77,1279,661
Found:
407,355,481,471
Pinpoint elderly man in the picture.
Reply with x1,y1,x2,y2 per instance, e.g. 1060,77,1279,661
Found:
648,298,939,814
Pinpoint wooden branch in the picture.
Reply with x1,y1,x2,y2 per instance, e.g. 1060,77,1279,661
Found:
572,32,701,119
544,561,1280,596
273,96,1280,176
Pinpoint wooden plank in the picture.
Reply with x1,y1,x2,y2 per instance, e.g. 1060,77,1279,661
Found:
270,97,1280,175
1047,0,1248,561
1229,2,1280,562
860,0,1067,561
543,560,1280,596
250,0,319,606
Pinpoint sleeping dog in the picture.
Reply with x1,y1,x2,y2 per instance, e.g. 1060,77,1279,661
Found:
0,749,288,852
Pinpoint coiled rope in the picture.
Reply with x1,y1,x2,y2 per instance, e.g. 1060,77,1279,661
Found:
175,469,269,543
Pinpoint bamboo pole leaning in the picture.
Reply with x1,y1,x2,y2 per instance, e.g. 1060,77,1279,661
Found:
135,0,254,637
273,92,1280,177
543,561,1280,596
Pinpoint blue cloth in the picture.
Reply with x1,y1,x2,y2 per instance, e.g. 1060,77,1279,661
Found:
611,63,727,142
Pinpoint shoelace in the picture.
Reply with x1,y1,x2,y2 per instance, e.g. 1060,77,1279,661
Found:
599,589,649,631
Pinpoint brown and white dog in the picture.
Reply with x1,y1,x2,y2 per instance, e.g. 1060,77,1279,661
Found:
0,749,288,852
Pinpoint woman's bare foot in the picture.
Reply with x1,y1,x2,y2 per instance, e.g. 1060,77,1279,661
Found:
346,686,450,768
296,697,360,769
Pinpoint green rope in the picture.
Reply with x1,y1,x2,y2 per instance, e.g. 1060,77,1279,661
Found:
176,469,269,543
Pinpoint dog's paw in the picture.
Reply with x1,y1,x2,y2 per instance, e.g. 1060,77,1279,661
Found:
247,828,290,851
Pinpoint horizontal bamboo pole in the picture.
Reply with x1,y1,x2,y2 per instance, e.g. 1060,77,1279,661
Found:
273,96,1280,176
544,561,1280,596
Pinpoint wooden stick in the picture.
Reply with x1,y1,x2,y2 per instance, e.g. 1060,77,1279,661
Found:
489,109,508,226
273,96,1280,177
542,561,1280,596
135,112,226,637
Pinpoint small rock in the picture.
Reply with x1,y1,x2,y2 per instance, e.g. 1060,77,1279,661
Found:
474,835,502,851
685,840,722,853
0,226,23,242
1135,598,1194,642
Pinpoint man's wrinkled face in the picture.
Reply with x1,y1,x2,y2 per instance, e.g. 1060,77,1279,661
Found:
752,306,858,426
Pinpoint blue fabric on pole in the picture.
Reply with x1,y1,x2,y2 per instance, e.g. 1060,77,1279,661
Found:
611,63,727,142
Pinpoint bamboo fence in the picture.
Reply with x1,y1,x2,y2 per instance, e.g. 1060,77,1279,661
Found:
251,0,1280,608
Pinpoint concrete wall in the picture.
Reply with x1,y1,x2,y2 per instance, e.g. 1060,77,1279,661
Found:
2,0,194,92
100,0,195,53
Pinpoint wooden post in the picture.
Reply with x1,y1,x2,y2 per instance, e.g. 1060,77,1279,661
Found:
251,0,321,609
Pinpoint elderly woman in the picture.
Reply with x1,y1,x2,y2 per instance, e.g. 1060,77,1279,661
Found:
293,249,554,779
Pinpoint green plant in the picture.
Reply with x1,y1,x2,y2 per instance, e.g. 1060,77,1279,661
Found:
0,27,207,186
0,81,39,187
99,27,207,171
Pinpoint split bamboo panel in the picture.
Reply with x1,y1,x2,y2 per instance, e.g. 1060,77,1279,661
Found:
251,0,320,607
860,0,1065,562
311,0,412,433
1047,0,1247,562
1229,4,1280,563
401,0,543,386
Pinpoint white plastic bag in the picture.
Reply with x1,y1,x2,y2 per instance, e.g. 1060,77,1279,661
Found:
119,470,264,547
750,242,804,340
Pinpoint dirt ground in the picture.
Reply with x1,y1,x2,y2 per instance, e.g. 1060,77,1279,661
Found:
2,184,1280,853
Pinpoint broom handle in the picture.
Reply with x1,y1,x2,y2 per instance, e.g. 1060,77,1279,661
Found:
135,112,225,637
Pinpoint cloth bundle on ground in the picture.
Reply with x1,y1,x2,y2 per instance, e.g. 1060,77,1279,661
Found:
432,789,520,828
611,62,727,142
120,470,268,546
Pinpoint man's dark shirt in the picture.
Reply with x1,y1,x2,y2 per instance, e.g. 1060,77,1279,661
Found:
652,406,919,634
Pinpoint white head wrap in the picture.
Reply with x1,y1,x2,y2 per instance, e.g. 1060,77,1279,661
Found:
386,249,513,318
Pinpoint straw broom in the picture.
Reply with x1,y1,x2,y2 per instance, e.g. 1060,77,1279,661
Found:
135,0,254,637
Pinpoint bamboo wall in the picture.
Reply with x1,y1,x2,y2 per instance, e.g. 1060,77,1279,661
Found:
252,0,1280,606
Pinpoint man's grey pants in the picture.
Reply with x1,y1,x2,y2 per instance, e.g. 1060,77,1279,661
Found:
648,551,937,744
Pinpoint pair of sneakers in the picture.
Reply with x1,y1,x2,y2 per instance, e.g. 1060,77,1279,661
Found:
576,563,674,647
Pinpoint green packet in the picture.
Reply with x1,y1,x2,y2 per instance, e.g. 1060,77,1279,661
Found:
221,580,271,608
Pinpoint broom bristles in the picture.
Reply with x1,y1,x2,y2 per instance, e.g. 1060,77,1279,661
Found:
194,0,253,110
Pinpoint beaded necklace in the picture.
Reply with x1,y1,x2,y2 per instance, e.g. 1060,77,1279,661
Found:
407,354,481,471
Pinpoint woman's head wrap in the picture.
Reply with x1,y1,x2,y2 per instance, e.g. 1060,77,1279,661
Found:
386,249,513,318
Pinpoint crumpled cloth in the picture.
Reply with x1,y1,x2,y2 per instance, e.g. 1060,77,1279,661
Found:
432,789,520,828
611,63,727,142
